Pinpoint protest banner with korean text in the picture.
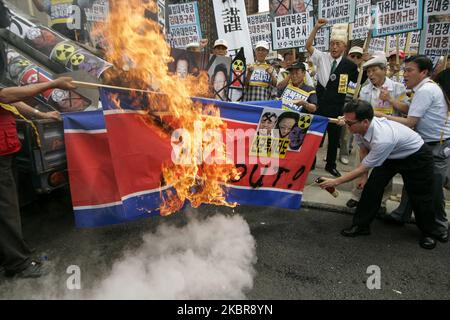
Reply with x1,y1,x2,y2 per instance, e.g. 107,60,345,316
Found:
419,0,449,56
168,1,202,49
318,0,352,25
248,12,273,49
372,0,424,37
350,0,371,40
314,26,330,52
271,1,313,51
213,0,254,64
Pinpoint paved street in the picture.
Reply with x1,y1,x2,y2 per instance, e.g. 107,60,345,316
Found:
1,188,449,300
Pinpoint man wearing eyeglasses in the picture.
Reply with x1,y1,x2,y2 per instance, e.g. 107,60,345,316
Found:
318,100,443,250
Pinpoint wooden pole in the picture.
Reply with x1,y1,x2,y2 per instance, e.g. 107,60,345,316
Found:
28,0,35,16
72,80,161,95
352,28,372,100
395,34,400,82
405,32,412,57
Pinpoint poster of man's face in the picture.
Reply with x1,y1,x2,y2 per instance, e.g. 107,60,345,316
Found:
169,48,209,78
270,0,290,16
207,55,232,101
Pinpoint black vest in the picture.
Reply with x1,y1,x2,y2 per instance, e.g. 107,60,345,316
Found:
316,57,358,118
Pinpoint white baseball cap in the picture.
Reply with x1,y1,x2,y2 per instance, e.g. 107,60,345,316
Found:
255,40,270,50
214,39,228,49
349,46,363,55
186,42,200,49
362,55,388,69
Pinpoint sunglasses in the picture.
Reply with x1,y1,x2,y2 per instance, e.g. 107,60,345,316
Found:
350,54,362,59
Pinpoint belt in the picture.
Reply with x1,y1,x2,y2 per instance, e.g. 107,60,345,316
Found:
426,138,450,146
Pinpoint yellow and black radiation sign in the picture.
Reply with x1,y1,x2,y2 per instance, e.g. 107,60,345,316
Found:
232,59,244,72
70,53,85,66
54,43,76,61
18,59,31,67
298,115,312,130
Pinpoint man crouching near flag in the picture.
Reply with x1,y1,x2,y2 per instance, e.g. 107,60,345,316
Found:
1,0,76,278
318,100,445,250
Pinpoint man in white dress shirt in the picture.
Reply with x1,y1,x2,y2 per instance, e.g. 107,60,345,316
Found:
378,56,449,243
319,99,443,249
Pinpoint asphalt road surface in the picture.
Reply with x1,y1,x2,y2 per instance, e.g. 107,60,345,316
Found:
1,188,449,299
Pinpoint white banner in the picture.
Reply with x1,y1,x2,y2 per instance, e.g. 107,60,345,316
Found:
318,0,352,25
368,37,387,53
272,12,312,50
372,0,424,37
351,0,371,40
168,1,202,49
213,0,253,63
314,26,330,52
419,0,449,56
247,12,273,49
386,31,420,54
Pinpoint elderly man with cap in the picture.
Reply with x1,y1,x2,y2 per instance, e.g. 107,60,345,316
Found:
346,55,410,210
243,40,278,101
387,49,406,84
277,61,318,114
306,18,358,177
213,39,228,57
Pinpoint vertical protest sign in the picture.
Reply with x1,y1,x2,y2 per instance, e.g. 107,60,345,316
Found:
247,12,273,49
314,26,330,52
271,2,313,51
318,0,353,25
372,0,424,37
213,0,254,64
167,1,202,49
350,0,371,40
419,0,449,56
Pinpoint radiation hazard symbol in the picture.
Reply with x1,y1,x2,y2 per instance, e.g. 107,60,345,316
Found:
18,59,31,67
298,115,312,130
232,59,244,72
70,53,85,66
54,43,76,61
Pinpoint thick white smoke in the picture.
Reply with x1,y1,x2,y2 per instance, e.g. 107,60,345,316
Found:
1,212,257,300
90,213,257,299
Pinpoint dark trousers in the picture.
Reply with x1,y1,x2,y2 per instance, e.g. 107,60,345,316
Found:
322,123,341,169
391,140,449,233
0,155,31,271
353,145,439,236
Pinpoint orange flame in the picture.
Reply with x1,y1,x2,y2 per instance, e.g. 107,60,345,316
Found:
94,0,238,215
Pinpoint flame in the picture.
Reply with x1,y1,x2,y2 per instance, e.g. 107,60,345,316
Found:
94,0,238,215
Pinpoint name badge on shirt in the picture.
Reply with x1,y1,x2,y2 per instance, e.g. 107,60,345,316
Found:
338,74,348,94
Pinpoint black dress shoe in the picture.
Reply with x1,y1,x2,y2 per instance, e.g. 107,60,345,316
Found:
346,199,359,208
419,237,436,250
325,166,341,177
432,230,449,243
341,225,371,237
